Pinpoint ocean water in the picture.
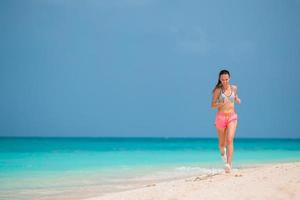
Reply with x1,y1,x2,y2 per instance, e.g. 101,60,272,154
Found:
0,137,300,200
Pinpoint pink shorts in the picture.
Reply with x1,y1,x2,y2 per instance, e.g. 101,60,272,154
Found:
215,112,238,129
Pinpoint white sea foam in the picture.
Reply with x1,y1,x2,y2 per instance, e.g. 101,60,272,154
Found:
175,166,224,174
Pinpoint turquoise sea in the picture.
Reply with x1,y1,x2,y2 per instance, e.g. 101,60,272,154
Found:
0,137,300,200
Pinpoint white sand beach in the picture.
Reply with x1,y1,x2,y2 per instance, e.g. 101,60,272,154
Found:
84,162,300,200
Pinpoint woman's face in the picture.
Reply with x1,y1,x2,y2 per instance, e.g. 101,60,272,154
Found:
220,74,230,86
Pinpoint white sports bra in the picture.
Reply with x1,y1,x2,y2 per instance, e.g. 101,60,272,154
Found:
217,85,235,103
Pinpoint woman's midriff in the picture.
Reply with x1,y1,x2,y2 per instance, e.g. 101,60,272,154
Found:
218,102,234,113
217,111,236,117
218,109,235,114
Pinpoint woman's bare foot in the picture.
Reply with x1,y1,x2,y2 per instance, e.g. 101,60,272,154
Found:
225,163,231,173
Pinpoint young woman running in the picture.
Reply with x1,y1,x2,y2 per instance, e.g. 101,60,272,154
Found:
211,70,241,173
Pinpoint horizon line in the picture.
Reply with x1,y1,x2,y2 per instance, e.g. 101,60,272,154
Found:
0,136,299,139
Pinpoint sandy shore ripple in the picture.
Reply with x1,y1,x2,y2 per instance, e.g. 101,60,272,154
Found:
84,162,300,200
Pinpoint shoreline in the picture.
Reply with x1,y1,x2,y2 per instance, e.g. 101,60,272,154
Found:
83,161,300,200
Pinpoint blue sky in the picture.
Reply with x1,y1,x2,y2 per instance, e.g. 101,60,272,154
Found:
1,0,300,138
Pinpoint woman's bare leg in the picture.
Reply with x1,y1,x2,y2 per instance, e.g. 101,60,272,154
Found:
216,128,227,156
226,120,238,167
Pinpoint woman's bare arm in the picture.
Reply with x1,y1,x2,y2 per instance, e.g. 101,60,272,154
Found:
211,88,225,109
233,85,241,104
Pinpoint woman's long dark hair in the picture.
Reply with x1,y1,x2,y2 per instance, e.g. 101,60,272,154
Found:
212,70,231,93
